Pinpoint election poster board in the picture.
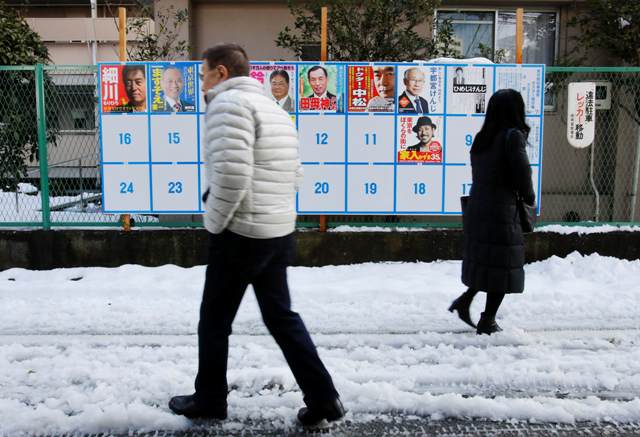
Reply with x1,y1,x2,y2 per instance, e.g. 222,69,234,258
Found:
98,61,544,215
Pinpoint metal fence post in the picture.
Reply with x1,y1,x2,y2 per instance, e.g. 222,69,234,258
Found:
35,63,51,230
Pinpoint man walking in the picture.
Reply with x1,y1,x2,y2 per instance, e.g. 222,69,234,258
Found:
168,43,345,428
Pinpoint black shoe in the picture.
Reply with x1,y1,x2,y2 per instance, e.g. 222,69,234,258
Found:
297,398,345,428
168,394,227,420
448,293,477,329
476,312,502,335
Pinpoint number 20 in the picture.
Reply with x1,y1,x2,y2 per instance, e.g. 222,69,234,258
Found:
314,182,329,194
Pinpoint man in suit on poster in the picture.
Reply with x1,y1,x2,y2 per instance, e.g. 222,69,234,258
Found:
306,66,335,100
269,70,294,112
109,65,147,112
398,67,429,114
305,65,338,110
159,67,195,112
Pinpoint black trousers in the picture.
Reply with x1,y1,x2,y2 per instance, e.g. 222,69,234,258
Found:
195,230,338,407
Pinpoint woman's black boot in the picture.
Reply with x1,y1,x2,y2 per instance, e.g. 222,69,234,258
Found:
476,312,502,335
448,288,477,329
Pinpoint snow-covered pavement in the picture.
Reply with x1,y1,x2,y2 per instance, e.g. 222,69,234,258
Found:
1,252,639,435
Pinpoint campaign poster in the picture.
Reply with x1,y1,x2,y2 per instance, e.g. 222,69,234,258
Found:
298,64,344,112
101,64,148,113
397,66,433,114
149,63,197,113
397,115,443,163
495,66,544,114
251,64,296,112
347,64,395,113
447,65,492,114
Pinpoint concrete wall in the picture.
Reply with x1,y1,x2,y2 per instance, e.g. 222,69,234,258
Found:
191,2,295,61
25,16,154,64
2,229,640,271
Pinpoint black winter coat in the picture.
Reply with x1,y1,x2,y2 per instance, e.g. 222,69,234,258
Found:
461,128,535,294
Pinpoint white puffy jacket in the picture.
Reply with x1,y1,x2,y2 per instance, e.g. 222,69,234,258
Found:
202,76,302,238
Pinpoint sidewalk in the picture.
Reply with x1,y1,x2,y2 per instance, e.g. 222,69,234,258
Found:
1,253,639,435
108,418,640,436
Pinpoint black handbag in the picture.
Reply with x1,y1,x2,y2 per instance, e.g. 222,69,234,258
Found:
517,197,536,233
503,127,536,233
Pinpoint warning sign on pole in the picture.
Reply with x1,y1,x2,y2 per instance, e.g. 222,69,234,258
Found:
567,82,596,148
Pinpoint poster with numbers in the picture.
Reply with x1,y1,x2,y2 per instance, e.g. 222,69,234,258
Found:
98,61,544,215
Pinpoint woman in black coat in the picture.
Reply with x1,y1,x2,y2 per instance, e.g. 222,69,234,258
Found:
449,89,536,335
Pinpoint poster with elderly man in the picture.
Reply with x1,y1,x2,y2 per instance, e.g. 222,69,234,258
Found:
149,63,197,113
396,65,445,115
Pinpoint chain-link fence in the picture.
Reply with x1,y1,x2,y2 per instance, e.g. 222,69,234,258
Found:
1,65,639,229
0,65,160,228
0,66,45,227
541,67,640,223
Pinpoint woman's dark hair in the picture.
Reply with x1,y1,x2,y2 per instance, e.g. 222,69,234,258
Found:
471,88,530,154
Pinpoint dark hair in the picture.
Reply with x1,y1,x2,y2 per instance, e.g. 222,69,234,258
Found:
122,65,145,80
307,65,328,80
202,43,250,78
270,70,290,84
471,89,530,154
455,67,463,73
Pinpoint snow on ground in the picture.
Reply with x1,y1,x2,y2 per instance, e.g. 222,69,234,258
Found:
534,224,640,234
1,252,640,435
329,225,435,232
329,224,640,233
